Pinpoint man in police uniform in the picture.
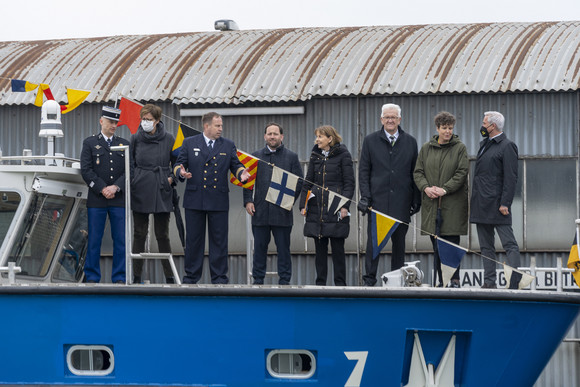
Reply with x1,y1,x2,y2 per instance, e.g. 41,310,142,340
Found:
80,106,128,284
175,112,250,284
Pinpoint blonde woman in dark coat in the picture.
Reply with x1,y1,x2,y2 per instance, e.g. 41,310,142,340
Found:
413,111,468,287
299,125,355,286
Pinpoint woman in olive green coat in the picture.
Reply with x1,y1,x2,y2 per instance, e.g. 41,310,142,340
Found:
413,111,468,287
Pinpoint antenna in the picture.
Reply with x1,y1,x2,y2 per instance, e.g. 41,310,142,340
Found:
38,100,63,166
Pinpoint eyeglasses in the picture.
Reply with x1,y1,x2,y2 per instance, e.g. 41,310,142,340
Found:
381,116,400,121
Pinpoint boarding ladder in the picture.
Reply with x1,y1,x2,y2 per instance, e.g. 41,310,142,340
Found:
128,252,181,285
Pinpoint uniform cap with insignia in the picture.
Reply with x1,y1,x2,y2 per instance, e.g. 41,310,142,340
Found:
102,106,122,121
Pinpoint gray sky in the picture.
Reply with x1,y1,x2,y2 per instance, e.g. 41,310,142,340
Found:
2,0,580,41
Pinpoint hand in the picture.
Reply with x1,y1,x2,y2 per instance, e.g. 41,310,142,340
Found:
168,176,174,185
240,169,251,183
424,186,437,199
339,207,349,220
357,197,371,215
245,202,255,216
410,203,421,216
101,185,117,199
300,208,307,217
178,165,192,179
425,186,446,199
499,205,509,216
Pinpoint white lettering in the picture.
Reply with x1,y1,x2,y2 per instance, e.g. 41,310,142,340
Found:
344,351,368,387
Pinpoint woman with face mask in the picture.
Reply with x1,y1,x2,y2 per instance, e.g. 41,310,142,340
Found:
129,104,177,284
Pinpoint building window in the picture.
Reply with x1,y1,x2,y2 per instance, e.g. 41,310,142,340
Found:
67,345,114,376
266,349,315,379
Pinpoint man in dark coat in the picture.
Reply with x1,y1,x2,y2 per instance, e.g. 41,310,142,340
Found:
175,112,250,284
243,123,303,285
470,111,520,289
80,106,128,284
359,103,421,286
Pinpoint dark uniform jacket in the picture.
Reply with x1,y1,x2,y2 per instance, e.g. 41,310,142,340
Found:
299,143,355,239
175,134,245,212
80,132,129,208
470,133,519,225
359,126,421,223
242,144,303,227
130,121,176,214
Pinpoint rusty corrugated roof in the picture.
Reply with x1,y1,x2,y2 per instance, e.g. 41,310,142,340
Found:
0,21,578,106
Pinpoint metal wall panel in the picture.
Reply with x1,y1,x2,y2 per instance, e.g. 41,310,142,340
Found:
2,22,580,105
1,91,576,160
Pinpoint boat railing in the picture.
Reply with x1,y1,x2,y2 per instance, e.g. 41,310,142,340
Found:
519,256,574,292
0,262,21,285
0,154,80,167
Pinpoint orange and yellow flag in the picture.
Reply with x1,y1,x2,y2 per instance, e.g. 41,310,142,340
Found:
230,150,258,190
61,88,90,114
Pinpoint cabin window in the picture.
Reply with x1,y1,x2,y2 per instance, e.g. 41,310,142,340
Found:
67,345,114,376
7,192,74,277
267,349,316,379
0,191,21,248
53,203,88,282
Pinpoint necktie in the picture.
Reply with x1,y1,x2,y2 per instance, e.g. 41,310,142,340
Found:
107,138,112,148
389,135,396,146
208,140,213,149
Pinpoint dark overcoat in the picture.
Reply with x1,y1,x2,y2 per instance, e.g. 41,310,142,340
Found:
80,132,129,208
470,133,519,225
358,126,421,223
130,121,176,214
299,143,355,238
243,144,303,227
175,134,245,211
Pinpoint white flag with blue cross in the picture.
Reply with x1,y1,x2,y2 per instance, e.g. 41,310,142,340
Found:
266,166,300,211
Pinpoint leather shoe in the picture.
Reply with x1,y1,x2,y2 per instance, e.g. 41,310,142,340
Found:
481,283,497,289
447,280,460,288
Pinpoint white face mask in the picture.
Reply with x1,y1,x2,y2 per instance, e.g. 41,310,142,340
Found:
141,120,155,133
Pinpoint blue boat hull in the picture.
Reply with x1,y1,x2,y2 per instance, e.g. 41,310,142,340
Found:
1,286,579,386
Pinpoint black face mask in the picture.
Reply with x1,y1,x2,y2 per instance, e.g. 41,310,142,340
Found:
480,125,490,138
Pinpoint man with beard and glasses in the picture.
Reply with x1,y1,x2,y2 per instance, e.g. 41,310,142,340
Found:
243,123,303,285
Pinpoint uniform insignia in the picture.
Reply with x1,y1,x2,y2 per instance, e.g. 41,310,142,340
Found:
220,153,226,155
194,147,200,156
96,157,100,165
95,145,101,149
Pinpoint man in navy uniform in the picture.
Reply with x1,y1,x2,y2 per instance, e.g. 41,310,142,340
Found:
175,112,250,284
80,106,128,284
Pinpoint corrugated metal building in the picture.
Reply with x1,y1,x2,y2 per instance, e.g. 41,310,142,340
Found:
1,21,580,386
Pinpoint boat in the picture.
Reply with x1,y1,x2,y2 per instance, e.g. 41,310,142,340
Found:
0,101,579,386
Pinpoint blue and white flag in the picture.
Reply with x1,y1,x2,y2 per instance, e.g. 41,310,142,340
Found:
327,190,349,215
266,166,299,211
503,264,535,290
437,237,468,286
